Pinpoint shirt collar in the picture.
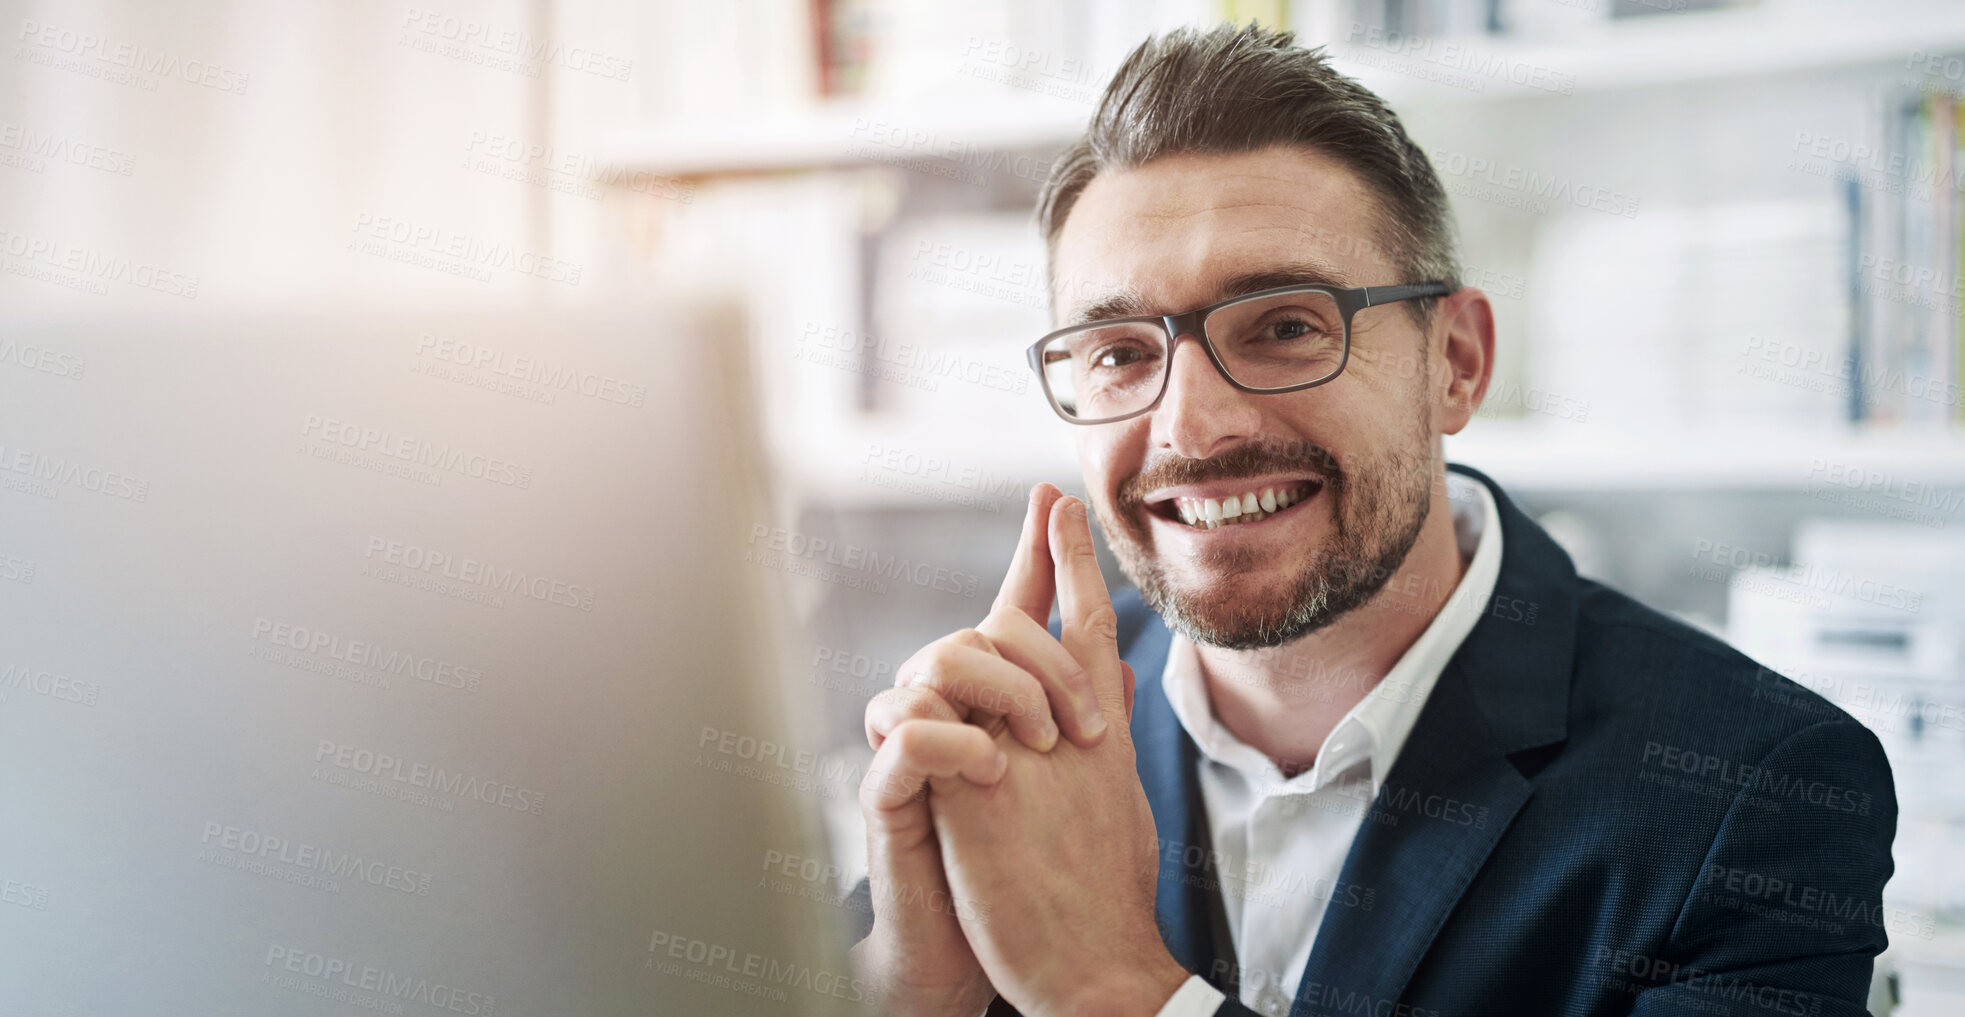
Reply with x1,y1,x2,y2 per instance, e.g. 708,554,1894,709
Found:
1163,472,1504,797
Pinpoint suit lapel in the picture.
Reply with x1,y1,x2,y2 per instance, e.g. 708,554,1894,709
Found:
1122,614,1221,979
1293,661,1534,1009
1295,464,1578,1009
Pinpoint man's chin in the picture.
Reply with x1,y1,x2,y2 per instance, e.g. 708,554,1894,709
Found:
1148,580,1327,651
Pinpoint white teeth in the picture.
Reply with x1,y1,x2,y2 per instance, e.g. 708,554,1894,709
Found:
1167,484,1316,529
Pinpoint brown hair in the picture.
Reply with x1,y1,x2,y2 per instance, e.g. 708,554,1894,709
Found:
1036,22,1459,323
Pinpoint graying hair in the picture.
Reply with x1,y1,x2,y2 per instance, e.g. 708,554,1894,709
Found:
1036,22,1460,324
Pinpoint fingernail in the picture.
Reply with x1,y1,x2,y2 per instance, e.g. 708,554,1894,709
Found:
1040,716,1060,751
1083,706,1109,737
990,751,1010,782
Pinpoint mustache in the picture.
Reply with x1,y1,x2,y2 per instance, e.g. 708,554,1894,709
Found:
1117,437,1343,509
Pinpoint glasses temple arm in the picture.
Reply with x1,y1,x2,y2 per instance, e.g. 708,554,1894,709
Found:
1360,282,1455,307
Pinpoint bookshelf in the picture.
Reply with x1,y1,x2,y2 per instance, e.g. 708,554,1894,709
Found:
1328,1,1965,106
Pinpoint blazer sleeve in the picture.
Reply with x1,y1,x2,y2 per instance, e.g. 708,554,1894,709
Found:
1627,719,1899,1017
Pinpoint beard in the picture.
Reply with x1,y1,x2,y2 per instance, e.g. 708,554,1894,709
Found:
1092,420,1435,652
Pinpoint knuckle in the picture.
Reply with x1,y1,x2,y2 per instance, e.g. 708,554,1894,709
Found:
1060,660,1095,697
1079,604,1120,643
885,720,938,759
947,627,992,653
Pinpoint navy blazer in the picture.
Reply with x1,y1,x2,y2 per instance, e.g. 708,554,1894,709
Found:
855,464,1898,1017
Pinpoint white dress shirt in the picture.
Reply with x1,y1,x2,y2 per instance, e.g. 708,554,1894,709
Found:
1153,472,1502,1017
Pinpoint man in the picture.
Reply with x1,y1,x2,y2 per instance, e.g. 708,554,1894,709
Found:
847,22,1896,1017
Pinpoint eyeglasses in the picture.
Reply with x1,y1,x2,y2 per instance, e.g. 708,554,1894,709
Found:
1025,281,1453,424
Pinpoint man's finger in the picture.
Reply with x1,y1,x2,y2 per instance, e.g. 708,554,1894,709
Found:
976,606,1108,745
859,720,1008,814
1120,660,1136,725
992,483,1063,625
1050,495,1125,719
898,641,1058,752
865,685,963,751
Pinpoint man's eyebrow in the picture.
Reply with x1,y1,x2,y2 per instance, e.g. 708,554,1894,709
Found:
1059,260,1352,327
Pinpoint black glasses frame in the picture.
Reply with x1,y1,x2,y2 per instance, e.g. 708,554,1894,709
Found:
1025,280,1455,425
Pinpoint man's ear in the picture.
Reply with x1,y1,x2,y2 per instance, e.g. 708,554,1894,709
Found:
1434,287,1495,436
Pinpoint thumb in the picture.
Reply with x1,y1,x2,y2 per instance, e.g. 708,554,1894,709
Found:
1120,660,1135,725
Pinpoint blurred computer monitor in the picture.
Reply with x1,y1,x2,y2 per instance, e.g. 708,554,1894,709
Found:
0,304,859,1015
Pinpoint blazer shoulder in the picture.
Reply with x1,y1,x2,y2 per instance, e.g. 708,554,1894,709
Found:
1569,577,1874,748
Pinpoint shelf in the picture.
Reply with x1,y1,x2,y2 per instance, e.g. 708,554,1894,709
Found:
1328,0,1965,105
601,94,1087,177
1446,421,1965,491
601,2,1965,176
770,411,1081,511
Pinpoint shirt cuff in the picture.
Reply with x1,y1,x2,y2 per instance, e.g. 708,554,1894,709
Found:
1154,974,1228,1017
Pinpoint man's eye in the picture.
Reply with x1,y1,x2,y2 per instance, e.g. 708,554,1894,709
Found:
1263,318,1329,342
1092,345,1148,368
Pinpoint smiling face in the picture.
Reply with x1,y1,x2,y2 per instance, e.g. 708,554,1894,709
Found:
1052,145,1446,651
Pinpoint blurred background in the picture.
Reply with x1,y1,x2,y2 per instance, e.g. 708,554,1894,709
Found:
5,0,1965,1012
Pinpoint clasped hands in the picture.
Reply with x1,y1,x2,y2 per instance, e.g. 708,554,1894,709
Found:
850,484,1190,1017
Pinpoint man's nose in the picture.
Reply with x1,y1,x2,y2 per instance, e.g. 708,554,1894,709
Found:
1152,333,1261,460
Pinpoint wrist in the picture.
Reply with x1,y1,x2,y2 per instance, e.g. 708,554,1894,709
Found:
1060,950,1191,1017
848,934,995,1017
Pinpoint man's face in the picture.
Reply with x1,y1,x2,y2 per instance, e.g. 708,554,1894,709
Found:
1050,145,1441,651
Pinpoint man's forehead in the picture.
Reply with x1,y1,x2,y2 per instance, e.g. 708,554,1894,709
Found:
1048,147,1387,321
